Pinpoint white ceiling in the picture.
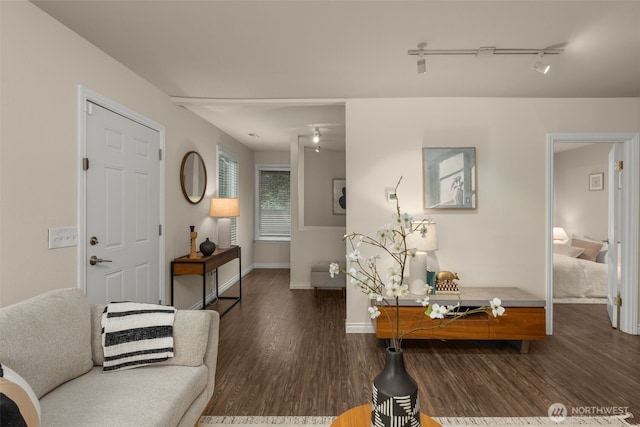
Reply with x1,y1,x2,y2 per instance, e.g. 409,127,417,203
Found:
32,0,640,151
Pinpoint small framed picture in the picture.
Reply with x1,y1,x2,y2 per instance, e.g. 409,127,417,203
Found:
589,172,604,191
333,179,346,214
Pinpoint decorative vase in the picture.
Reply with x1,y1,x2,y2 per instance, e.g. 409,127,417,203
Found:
455,188,463,206
199,238,216,256
371,347,421,427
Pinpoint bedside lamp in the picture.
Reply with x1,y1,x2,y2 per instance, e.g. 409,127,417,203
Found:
553,227,569,244
210,197,239,249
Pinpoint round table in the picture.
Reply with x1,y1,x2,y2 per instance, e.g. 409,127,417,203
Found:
331,404,442,427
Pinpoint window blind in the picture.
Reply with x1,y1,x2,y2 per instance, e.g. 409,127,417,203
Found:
256,167,290,240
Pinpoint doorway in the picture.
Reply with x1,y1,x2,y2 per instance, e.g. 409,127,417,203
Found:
546,133,639,335
78,87,166,304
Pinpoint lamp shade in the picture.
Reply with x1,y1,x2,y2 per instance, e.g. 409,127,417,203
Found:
553,227,569,243
210,197,239,218
410,221,438,252
423,222,438,251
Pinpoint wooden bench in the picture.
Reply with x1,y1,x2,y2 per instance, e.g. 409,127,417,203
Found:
376,287,546,353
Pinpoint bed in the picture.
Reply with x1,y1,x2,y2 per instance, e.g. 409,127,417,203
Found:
553,238,609,299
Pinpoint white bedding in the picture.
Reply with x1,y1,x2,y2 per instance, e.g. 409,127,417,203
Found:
553,253,608,298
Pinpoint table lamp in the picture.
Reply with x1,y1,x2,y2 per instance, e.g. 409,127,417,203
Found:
210,197,239,249
408,221,439,295
553,227,569,244
423,221,439,272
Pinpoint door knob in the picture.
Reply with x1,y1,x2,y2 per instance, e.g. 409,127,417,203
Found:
89,255,112,266
90,236,99,246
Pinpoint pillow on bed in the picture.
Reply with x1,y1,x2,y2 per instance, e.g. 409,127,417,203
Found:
571,238,603,262
596,247,608,263
553,243,584,258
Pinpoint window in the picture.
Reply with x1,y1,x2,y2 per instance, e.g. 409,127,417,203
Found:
256,166,290,241
217,147,239,245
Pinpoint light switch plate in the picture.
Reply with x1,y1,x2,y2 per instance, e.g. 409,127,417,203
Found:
48,227,78,249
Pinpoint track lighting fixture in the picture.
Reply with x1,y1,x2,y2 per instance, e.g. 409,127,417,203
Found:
416,42,427,74
312,128,320,144
533,53,550,74
315,146,320,153
417,55,426,74
533,61,550,75
408,43,563,74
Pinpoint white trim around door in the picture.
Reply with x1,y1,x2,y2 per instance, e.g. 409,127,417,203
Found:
546,132,639,336
77,86,166,303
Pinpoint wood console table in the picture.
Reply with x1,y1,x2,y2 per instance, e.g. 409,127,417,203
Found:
376,287,546,353
170,246,241,316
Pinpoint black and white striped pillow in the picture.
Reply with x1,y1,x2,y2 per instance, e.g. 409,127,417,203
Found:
101,302,176,372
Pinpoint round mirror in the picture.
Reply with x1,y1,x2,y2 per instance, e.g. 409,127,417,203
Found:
180,151,207,204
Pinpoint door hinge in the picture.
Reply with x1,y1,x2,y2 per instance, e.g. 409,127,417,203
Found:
87,102,93,115
614,295,622,306
616,160,623,171
82,158,89,171
159,149,162,161
159,224,162,236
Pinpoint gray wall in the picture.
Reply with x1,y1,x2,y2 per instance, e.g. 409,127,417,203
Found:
304,148,347,227
554,143,614,242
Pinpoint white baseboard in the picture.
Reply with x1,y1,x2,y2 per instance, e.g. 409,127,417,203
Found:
254,263,290,269
290,282,312,290
345,322,375,334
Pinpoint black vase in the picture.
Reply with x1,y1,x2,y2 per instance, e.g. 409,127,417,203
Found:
199,238,216,256
371,347,421,427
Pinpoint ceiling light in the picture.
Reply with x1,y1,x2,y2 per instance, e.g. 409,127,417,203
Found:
408,43,563,74
533,61,550,75
533,53,550,75
312,128,320,144
417,56,426,74
416,42,427,74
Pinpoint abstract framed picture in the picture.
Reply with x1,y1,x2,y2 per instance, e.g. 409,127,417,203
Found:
589,172,604,191
333,179,346,214
423,147,477,210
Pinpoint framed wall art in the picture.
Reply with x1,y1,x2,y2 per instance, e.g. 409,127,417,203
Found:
423,147,477,210
333,179,346,214
589,172,604,191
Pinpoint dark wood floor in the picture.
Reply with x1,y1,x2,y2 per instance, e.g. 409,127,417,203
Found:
204,269,640,420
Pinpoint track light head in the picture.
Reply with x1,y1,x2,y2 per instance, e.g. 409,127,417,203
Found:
417,56,426,74
416,42,427,74
312,128,320,143
315,146,320,153
533,61,550,75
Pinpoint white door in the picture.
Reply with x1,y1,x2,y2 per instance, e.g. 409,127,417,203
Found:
85,101,161,305
606,143,621,327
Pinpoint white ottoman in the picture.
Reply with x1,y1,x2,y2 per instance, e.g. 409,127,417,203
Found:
311,262,346,296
